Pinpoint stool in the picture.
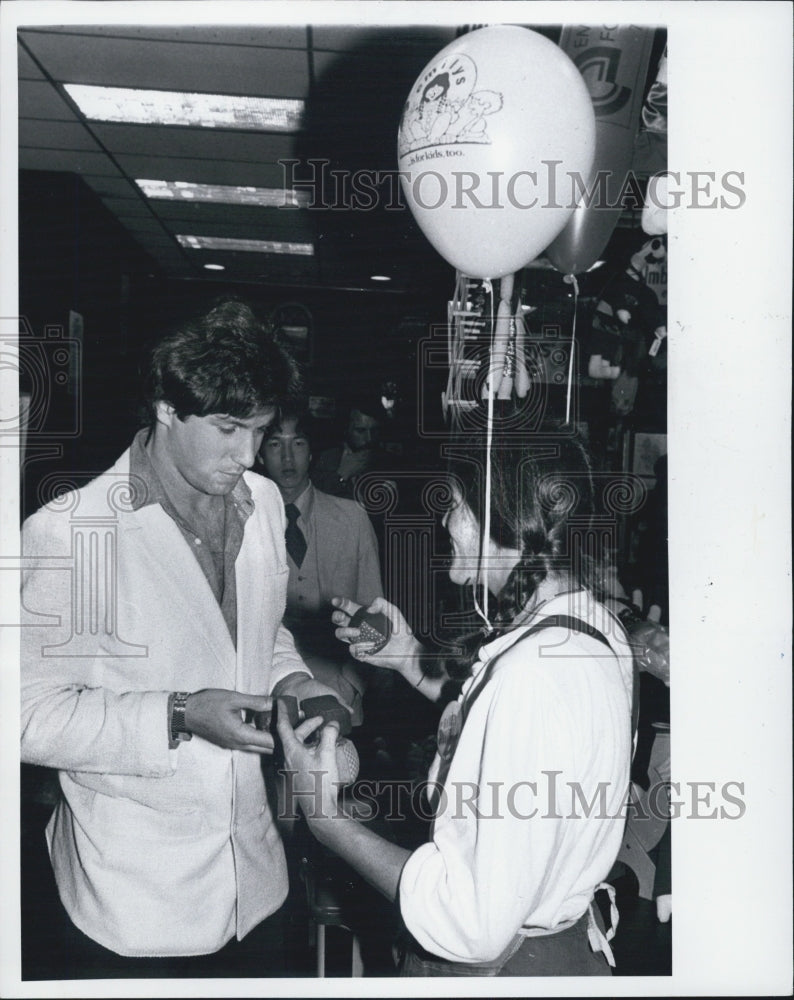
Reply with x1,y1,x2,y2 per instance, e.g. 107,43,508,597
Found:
300,855,363,977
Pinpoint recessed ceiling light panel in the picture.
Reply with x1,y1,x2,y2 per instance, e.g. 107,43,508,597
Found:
65,83,304,132
136,179,309,208
177,234,314,256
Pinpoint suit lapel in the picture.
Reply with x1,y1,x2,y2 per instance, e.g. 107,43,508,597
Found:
120,504,237,685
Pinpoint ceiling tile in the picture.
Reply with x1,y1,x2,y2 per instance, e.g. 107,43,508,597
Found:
100,197,151,219
118,216,174,236
18,119,103,152
17,44,46,80
89,122,298,164
157,213,315,243
114,154,287,188
20,32,311,99
18,148,119,175
31,26,310,48
18,79,78,120
146,199,301,222
82,176,143,199
122,233,180,249
310,25,456,53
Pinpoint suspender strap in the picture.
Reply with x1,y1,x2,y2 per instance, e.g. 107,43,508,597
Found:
461,614,612,728
525,614,612,647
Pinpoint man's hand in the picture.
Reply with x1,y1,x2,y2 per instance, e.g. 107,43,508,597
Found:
184,689,275,753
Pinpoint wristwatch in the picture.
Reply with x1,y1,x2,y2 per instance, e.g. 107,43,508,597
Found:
170,691,193,744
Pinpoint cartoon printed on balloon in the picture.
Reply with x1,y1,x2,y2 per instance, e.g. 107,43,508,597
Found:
398,53,503,156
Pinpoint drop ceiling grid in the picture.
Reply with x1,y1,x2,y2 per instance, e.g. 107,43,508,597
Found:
16,23,461,288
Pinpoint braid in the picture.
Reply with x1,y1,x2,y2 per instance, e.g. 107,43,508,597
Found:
492,554,547,629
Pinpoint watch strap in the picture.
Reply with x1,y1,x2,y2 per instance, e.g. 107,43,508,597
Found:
169,691,192,747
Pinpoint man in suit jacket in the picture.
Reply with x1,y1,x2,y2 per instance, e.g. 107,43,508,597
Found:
258,406,384,726
20,299,342,975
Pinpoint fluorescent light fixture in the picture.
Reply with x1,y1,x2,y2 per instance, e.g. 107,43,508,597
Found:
64,83,304,132
136,179,310,208
370,275,391,282
203,263,225,271
177,234,314,256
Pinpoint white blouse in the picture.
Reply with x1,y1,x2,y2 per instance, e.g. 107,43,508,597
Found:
398,592,634,964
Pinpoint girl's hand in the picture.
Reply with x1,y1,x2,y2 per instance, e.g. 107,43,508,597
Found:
332,596,423,674
275,704,340,820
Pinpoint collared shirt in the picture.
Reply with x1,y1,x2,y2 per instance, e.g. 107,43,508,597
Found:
129,428,254,646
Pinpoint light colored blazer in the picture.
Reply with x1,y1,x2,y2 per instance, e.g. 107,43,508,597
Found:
307,487,383,611
20,449,309,957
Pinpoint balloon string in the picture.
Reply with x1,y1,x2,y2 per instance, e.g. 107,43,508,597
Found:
564,273,580,425
445,271,467,429
473,272,510,633
474,341,495,632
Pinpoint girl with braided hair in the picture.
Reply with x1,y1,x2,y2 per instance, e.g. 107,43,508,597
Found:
277,427,634,976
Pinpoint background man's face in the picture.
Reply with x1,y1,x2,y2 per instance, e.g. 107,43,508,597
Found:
346,409,380,452
161,407,274,498
260,417,311,500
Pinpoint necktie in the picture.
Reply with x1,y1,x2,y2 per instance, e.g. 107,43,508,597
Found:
284,503,307,568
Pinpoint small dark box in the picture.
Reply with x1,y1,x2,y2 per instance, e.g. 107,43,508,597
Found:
300,695,352,738
253,695,299,733
348,608,392,653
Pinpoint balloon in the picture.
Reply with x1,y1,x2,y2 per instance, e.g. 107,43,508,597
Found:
546,25,655,275
397,26,596,280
